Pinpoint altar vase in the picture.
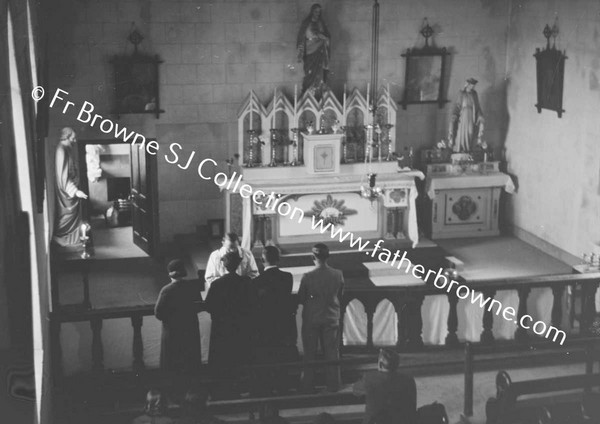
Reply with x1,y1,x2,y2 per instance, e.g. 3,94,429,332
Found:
155,259,202,375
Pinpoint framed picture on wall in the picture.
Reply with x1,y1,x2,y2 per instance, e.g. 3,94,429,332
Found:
401,46,449,109
534,45,567,118
110,53,164,118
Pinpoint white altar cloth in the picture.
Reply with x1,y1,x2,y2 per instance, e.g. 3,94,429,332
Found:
426,172,515,199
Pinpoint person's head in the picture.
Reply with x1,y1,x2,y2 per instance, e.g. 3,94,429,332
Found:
377,348,399,372
262,245,280,267
182,387,209,417
60,127,76,145
311,243,329,265
465,77,478,92
315,412,335,424
143,389,167,416
167,258,187,280
310,3,322,21
222,251,242,273
222,232,239,252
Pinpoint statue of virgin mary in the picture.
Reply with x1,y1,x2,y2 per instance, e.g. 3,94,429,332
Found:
297,3,330,96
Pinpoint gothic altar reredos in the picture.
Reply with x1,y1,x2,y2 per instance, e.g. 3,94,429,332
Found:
226,87,425,250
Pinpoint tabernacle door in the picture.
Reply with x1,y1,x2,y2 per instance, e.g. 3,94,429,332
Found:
130,142,159,256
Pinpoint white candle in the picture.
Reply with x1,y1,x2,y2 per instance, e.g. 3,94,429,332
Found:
343,84,347,124
249,100,253,131
294,84,298,128
272,88,276,128
366,83,370,114
387,83,391,123
81,223,87,238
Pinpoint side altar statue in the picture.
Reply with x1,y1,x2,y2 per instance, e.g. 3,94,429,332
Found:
225,86,425,251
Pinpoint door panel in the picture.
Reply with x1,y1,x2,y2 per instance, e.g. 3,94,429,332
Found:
130,144,157,255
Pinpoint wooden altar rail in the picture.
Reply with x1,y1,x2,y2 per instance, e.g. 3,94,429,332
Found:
463,336,600,417
50,272,600,379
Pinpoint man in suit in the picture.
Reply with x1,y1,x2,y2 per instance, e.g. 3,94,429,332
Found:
251,246,297,395
353,348,417,424
298,243,344,393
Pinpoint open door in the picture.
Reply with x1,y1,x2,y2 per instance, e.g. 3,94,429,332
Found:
130,143,159,256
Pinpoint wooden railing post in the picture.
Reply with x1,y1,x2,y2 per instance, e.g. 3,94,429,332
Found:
365,300,376,350
515,288,531,342
91,318,104,372
581,281,600,334
481,290,497,344
551,286,564,329
446,293,459,346
406,295,424,351
132,315,145,372
464,342,474,417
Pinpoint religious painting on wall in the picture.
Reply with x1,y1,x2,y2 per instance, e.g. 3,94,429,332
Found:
401,47,448,109
110,53,163,118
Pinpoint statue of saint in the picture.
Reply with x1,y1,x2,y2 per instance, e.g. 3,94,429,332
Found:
297,3,330,96
448,78,485,153
53,127,88,247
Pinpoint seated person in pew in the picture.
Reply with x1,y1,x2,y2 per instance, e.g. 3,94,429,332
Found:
176,387,224,424
132,389,173,424
353,348,417,424
251,246,298,396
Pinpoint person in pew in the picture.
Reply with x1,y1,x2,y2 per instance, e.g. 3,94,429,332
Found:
205,251,253,381
252,246,298,396
298,243,344,393
353,348,417,424
155,259,202,376
204,232,259,293
132,389,174,424
176,387,224,424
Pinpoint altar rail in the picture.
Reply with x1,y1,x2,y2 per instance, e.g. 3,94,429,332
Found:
50,272,600,379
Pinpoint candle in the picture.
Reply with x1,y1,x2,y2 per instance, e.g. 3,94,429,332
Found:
81,223,87,238
387,83,391,123
343,84,347,124
272,88,276,128
294,84,298,128
366,83,370,115
249,100,253,131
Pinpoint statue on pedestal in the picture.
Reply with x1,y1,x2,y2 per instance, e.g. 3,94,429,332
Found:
448,78,484,153
297,3,330,97
53,127,88,247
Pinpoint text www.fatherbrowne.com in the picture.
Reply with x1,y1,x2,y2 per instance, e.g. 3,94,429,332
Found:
310,216,567,345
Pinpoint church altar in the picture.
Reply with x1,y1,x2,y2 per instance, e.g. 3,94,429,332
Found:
226,87,428,250
423,161,515,239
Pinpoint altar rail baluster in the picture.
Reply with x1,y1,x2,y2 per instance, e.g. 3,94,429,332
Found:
514,288,531,342
132,315,145,372
481,289,497,344
91,318,103,372
446,293,459,346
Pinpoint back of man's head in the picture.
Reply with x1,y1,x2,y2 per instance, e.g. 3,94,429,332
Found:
222,251,242,273
263,245,280,265
378,348,399,372
312,243,329,262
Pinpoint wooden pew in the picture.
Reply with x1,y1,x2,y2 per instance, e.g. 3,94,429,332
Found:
486,371,600,424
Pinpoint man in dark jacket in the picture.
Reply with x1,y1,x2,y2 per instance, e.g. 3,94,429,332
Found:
353,348,417,424
251,246,297,395
298,243,344,393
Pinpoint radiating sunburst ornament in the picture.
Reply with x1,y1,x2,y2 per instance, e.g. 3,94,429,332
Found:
305,194,358,226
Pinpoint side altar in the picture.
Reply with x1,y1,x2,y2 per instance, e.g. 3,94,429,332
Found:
225,87,426,250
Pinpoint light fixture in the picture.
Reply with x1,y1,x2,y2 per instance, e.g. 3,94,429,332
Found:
361,173,384,202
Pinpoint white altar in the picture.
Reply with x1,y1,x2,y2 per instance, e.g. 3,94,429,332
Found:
423,161,515,239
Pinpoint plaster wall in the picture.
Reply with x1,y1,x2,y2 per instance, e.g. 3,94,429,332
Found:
504,0,600,256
